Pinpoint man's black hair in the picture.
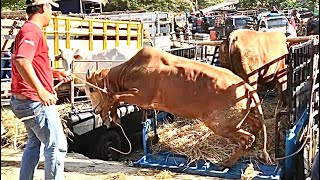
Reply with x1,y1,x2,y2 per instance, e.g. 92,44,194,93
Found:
25,0,44,15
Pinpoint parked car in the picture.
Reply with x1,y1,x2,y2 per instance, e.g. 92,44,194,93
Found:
210,15,255,40
257,12,297,37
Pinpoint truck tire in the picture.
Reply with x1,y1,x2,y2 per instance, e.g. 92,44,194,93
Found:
96,130,121,161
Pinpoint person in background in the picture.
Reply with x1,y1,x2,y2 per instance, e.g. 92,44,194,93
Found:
289,9,301,31
10,0,73,179
271,6,278,13
1,42,14,80
307,12,319,35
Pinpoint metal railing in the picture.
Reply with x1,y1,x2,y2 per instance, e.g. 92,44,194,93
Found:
1,56,12,106
274,39,319,179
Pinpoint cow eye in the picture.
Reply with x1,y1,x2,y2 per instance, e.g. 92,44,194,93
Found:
89,87,94,93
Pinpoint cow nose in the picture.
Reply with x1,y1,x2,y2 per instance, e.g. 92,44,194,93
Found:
89,87,94,93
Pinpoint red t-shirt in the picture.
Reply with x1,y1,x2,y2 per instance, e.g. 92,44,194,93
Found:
11,21,53,101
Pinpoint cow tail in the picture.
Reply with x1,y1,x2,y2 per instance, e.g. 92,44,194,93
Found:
228,34,237,71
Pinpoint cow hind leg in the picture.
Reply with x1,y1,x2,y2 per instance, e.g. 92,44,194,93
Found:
244,113,273,163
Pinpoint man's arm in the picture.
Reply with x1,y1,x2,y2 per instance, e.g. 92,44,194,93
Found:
15,57,57,106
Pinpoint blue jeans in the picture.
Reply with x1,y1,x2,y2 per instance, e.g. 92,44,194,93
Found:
312,152,319,180
10,96,67,180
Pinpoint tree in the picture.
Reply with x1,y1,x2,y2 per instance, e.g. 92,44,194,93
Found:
1,0,25,11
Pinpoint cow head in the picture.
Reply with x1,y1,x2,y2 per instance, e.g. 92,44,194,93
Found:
86,68,113,127
86,68,139,127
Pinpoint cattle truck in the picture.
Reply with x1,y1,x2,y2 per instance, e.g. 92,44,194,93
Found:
101,11,173,51
133,37,319,179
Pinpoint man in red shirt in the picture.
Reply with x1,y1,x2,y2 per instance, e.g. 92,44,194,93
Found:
10,0,72,179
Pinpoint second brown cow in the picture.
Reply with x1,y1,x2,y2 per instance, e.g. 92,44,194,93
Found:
219,29,289,107
85,46,272,167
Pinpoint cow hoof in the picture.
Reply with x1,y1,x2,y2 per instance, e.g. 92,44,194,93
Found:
220,160,234,169
263,152,273,164
216,164,228,171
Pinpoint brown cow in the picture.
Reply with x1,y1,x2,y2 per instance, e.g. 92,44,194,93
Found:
219,29,289,107
85,46,272,167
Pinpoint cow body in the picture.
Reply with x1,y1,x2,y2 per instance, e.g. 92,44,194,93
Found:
86,46,272,167
219,29,288,106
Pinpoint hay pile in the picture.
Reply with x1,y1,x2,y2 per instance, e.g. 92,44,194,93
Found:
1,102,91,149
1,108,25,149
149,97,281,164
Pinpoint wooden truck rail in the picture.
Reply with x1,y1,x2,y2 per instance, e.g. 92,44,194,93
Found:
1,15,144,69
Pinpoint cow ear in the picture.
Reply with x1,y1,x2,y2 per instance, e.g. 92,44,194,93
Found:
99,69,110,79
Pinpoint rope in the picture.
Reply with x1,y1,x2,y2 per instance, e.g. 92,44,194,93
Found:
72,75,108,94
275,135,310,160
73,75,132,155
108,120,132,155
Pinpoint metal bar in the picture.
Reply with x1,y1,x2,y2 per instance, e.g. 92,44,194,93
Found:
74,95,90,99
103,22,107,50
53,17,59,55
196,41,223,46
65,19,71,49
127,23,131,46
70,61,75,105
115,23,119,47
89,20,93,51
137,24,142,49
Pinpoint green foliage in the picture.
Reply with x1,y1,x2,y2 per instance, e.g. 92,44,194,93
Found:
1,0,319,12
102,0,193,12
1,0,25,11
238,0,319,10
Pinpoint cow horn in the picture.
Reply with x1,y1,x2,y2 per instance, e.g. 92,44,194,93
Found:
86,69,91,80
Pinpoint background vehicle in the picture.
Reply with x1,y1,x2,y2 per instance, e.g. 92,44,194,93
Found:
210,15,255,40
257,12,297,37
223,15,255,37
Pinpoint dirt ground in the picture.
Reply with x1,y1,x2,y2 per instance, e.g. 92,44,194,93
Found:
1,148,226,180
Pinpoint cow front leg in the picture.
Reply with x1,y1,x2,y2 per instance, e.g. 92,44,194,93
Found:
222,129,255,167
208,124,255,168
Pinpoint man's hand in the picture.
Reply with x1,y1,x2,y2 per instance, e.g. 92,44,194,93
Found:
53,70,73,83
37,88,58,106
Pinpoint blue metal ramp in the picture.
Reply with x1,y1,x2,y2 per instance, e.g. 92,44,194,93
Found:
133,117,282,179
134,151,281,179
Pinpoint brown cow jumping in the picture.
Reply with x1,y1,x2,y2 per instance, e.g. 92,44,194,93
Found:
219,29,289,107
85,46,272,167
